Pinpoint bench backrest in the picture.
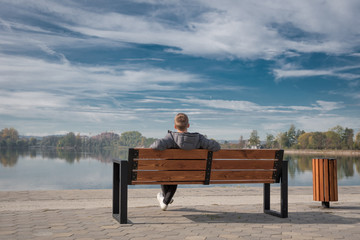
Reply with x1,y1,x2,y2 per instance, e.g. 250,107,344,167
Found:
127,148,284,185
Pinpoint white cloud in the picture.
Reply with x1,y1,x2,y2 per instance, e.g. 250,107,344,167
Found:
0,90,68,109
273,65,360,81
180,98,263,112
274,69,332,79
2,0,360,60
0,54,203,93
296,114,359,133
314,101,343,112
136,97,174,104
177,98,343,113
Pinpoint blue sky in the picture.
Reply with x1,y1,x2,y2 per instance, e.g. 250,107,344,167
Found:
0,0,359,140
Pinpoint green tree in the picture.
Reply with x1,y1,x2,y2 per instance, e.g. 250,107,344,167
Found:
65,132,76,147
287,124,297,147
16,139,28,148
309,132,326,149
120,131,143,147
343,128,354,149
330,125,344,136
325,130,341,149
41,135,61,148
355,132,360,150
249,130,260,147
276,132,288,149
329,125,347,149
265,134,275,149
75,134,82,149
239,135,246,149
29,137,37,147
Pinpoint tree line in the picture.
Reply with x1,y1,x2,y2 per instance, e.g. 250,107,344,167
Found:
1,125,360,150
0,128,156,150
39,131,157,150
229,125,360,150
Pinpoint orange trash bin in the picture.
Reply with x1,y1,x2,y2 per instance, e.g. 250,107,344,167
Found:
312,158,338,208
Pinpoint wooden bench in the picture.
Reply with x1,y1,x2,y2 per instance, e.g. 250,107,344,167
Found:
113,148,288,224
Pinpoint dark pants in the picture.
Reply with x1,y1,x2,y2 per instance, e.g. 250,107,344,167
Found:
161,185,177,205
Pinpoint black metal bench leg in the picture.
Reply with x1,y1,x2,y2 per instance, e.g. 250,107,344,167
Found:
264,183,270,212
113,162,119,220
264,161,288,218
113,160,129,224
281,160,288,218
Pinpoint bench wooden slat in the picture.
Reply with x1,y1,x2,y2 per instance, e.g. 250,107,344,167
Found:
136,160,207,170
212,160,276,170
213,149,279,159
132,179,276,185
132,181,204,185
137,149,208,159
135,159,275,171
210,179,276,184
136,170,205,182
211,170,274,181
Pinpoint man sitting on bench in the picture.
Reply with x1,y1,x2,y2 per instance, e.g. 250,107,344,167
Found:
150,113,221,211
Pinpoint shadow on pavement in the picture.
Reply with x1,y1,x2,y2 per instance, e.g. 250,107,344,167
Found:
129,207,360,225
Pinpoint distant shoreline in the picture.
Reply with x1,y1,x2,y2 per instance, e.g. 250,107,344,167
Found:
285,149,360,156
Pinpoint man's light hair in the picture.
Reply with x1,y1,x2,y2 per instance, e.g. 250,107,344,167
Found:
174,113,189,131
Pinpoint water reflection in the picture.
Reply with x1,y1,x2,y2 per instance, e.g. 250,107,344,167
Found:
286,154,360,180
0,148,129,166
0,148,37,167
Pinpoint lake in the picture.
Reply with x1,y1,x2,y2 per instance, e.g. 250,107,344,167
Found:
0,149,359,191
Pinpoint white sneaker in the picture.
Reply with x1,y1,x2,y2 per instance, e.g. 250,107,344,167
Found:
157,192,168,211
160,192,174,204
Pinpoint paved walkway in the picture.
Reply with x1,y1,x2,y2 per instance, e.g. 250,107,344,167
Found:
1,186,360,240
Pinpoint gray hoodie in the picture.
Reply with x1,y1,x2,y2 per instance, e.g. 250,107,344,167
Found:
150,131,221,151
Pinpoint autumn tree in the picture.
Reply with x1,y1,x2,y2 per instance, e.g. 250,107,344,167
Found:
297,132,311,149
0,128,20,148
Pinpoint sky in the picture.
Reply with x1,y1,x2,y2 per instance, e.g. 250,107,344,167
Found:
0,0,359,140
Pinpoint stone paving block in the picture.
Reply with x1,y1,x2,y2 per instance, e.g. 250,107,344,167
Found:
106,231,127,237
185,236,207,240
206,237,226,240
0,230,16,237
52,232,74,238
218,234,240,239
